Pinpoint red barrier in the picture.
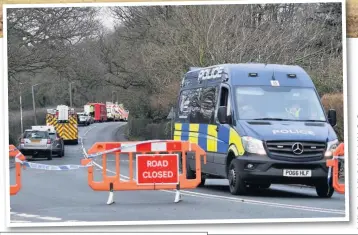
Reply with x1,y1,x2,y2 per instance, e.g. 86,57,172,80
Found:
81,140,206,204
326,143,345,194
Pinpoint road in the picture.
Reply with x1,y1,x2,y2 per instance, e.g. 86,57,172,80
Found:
9,122,346,224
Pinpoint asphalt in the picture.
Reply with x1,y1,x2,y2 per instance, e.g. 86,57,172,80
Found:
9,122,346,225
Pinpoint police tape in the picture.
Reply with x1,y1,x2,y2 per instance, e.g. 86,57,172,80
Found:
14,158,93,171
14,152,22,158
10,140,166,160
333,156,344,160
10,140,169,171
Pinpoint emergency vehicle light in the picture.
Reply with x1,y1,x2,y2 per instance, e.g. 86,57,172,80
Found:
287,74,297,78
248,73,258,77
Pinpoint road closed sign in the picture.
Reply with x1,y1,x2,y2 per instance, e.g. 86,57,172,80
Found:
136,154,179,185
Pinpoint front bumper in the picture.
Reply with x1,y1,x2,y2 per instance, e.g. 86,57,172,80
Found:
235,155,329,186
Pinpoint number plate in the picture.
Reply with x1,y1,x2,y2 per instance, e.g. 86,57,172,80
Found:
283,169,312,177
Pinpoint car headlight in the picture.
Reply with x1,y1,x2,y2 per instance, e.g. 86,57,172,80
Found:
324,139,339,159
241,136,266,155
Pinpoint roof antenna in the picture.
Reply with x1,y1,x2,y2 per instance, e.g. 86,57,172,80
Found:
272,67,276,80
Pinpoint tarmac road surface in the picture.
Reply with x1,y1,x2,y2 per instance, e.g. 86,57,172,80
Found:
9,122,346,225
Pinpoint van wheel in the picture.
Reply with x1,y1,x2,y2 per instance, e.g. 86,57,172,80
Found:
315,181,334,198
228,160,247,195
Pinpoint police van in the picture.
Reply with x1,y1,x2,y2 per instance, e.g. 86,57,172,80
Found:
173,63,339,198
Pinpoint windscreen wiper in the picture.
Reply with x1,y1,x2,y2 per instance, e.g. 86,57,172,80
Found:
253,118,294,121
298,119,326,122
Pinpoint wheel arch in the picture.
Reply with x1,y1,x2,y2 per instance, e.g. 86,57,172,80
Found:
226,144,239,177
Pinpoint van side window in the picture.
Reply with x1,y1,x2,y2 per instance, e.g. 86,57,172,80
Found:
218,86,231,117
219,87,229,107
200,87,217,124
188,88,202,123
178,90,190,119
178,88,202,122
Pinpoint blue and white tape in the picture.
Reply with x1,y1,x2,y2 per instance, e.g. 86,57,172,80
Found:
333,156,344,160
11,140,176,171
15,158,92,171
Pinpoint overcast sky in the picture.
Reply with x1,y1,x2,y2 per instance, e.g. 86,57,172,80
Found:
98,7,116,31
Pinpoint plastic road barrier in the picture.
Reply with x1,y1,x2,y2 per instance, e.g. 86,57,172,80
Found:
9,145,26,195
81,140,207,204
326,143,345,194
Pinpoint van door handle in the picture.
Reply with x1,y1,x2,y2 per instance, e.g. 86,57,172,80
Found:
216,126,219,132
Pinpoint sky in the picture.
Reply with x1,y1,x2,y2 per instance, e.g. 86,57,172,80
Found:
98,7,117,31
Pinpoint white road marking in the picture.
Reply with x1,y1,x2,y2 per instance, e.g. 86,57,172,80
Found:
117,173,345,215
11,220,31,223
81,123,129,180
16,213,38,218
11,211,85,223
11,212,63,221
172,190,344,214
39,216,62,221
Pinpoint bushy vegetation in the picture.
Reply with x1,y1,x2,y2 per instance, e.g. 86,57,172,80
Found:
321,93,344,141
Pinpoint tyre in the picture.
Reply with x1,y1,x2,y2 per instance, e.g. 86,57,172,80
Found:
228,159,247,195
58,147,64,158
315,181,334,198
47,152,53,160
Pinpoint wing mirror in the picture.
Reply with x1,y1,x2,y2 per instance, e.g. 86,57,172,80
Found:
218,106,228,124
327,109,337,127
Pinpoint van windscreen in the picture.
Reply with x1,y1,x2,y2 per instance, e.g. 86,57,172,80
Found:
235,86,326,121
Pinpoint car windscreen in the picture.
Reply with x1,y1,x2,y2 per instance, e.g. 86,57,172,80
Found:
24,131,48,139
235,86,326,121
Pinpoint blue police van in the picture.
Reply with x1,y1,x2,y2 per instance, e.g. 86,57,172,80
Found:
173,63,339,198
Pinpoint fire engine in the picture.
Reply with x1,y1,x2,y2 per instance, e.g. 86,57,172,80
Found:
106,101,116,121
46,105,79,145
86,102,107,122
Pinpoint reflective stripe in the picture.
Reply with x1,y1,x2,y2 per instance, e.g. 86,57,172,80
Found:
207,125,217,152
46,114,78,141
174,123,244,156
